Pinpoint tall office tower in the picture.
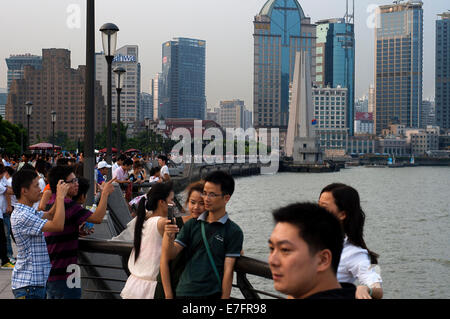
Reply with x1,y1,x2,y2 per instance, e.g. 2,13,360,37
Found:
140,92,153,121
315,16,355,135
96,45,141,127
152,73,162,120
374,1,423,135
436,12,450,132
421,99,435,127
159,38,206,120
6,49,106,143
5,54,42,93
253,0,316,132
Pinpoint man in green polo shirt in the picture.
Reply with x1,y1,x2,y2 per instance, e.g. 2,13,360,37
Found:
161,170,243,299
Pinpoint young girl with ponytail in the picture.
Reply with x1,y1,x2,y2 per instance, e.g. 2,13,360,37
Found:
120,181,174,299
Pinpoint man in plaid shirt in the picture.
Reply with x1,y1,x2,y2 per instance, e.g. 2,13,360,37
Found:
10,169,69,299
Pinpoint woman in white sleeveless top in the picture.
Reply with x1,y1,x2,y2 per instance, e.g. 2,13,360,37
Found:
121,182,174,299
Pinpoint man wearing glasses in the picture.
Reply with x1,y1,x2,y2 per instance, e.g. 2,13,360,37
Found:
161,170,243,299
43,166,115,299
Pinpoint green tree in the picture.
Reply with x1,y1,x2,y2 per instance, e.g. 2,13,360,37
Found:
0,116,27,155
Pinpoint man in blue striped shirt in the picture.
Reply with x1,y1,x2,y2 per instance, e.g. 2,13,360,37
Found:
10,169,69,299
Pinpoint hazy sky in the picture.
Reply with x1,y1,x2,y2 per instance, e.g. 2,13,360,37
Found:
0,0,447,109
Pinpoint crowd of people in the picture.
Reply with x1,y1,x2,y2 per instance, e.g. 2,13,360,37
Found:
0,150,383,300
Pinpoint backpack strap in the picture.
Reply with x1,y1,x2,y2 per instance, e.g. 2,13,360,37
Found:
201,222,222,288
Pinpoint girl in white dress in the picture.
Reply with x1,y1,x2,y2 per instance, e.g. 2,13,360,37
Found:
121,181,174,299
319,183,383,299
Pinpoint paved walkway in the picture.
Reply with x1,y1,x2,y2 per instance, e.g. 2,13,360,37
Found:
0,242,16,299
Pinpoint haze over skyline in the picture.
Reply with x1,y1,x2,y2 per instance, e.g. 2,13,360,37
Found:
0,0,447,111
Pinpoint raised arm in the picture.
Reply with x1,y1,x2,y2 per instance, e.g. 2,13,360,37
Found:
42,181,70,233
86,178,116,224
160,220,183,298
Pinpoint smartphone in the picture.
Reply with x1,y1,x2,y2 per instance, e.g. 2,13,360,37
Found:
167,204,175,224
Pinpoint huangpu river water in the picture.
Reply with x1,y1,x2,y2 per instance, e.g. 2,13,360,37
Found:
225,166,450,299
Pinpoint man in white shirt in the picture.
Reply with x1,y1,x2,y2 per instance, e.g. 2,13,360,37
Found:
0,164,13,268
113,158,133,189
157,155,170,181
112,154,127,177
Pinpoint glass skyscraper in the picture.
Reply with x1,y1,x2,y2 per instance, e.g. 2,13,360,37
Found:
160,38,206,120
316,18,355,135
374,1,423,135
253,0,316,130
436,12,450,132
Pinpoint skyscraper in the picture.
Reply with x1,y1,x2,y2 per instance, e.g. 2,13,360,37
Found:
374,1,423,135
96,45,141,127
253,0,316,131
436,12,450,132
315,16,355,135
5,54,42,93
159,38,206,120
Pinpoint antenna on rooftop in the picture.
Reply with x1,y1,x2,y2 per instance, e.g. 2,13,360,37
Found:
345,0,355,24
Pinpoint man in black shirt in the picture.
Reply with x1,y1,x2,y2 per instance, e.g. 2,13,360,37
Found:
268,202,355,299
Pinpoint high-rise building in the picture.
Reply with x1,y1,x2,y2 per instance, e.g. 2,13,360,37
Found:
217,100,250,130
368,85,375,113
436,12,450,132
315,17,355,135
374,1,423,135
6,49,106,143
0,88,7,118
421,99,435,128
159,38,206,120
96,45,141,127
152,73,162,121
313,86,349,151
5,54,42,93
140,92,153,121
253,0,316,131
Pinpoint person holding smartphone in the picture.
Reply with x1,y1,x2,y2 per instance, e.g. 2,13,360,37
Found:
121,181,174,299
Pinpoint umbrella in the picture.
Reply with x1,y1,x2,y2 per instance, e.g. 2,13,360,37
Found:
98,147,118,153
29,142,62,150
125,148,140,153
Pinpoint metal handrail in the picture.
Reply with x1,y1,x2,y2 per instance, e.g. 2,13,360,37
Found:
78,238,284,299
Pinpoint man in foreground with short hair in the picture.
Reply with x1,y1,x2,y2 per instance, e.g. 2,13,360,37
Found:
268,202,356,299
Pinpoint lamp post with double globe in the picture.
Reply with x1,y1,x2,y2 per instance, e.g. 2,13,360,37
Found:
25,101,33,148
100,22,119,179
51,110,56,156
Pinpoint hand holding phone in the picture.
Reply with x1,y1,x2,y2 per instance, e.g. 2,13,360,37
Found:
167,204,175,224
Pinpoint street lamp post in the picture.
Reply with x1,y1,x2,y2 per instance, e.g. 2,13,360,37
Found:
51,111,56,156
100,22,119,180
25,101,33,149
113,66,126,156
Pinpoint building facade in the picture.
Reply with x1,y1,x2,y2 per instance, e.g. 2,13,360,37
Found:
436,12,450,132
253,0,316,131
140,92,153,122
159,38,206,120
313,86,349,152
5,54,42,93
374,1,423,135
6,49,106,143
316,18,355,135
96,45,141,127
217,100,251,130
152,73,162,121
0,89,7,118
354,112,374,134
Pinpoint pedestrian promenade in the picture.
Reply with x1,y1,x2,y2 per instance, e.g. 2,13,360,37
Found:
0,242,16,299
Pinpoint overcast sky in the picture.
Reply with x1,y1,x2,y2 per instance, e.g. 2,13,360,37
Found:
0,0,447,109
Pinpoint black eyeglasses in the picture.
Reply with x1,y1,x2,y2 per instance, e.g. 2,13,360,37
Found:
65,178,79,184
201,192,224,199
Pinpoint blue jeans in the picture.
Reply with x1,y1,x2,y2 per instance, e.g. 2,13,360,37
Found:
46,279,82,299
12,286,47,299
3,214,14,258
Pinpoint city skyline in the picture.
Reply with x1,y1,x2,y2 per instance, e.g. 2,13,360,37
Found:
0,0,447,111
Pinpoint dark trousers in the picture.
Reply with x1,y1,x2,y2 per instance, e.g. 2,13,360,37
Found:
0,218,10,265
